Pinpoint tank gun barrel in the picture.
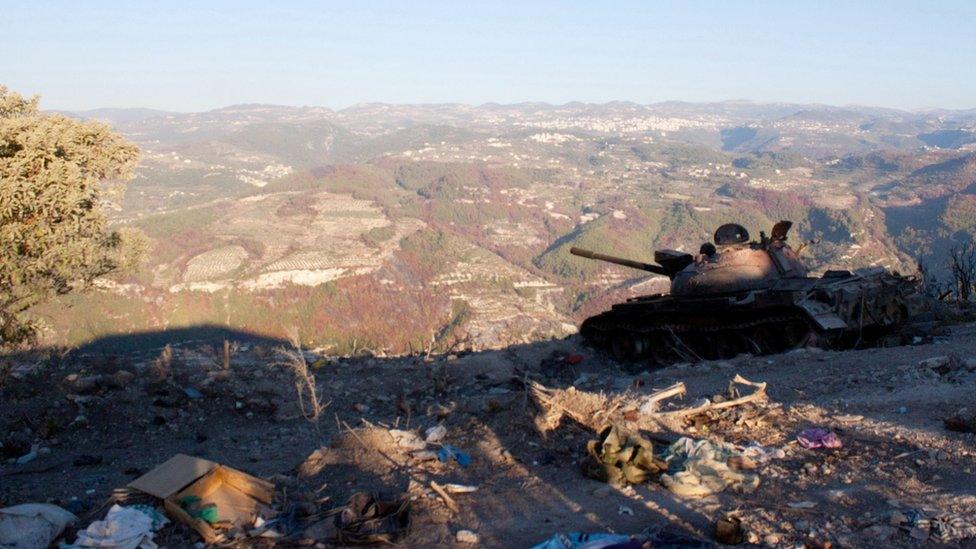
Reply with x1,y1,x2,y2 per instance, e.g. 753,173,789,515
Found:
570,247,670,277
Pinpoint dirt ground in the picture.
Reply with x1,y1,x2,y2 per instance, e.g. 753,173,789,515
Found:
3,322,976,547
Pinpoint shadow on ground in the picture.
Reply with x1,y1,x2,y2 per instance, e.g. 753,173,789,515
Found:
3,322,976,546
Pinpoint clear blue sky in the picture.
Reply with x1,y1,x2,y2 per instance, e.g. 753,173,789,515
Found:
2,1,974,112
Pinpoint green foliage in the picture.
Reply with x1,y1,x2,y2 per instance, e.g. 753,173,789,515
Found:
361,225,396,247
134,204,219,239
942,195,976,234
535,208,664,279
0,86,141,345
397,229,455,278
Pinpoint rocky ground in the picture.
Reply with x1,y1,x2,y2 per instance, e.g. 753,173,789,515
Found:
3,322,976,547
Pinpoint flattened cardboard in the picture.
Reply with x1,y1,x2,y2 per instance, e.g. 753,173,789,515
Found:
129,455,274,543
128,454,218,499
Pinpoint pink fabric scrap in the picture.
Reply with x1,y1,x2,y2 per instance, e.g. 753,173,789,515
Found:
797,428,842,449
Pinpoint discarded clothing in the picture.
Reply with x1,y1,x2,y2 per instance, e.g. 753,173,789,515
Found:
796,428,842,449
660,437,759,498
0,503,77,549
65,504,167,549
530,532,634,549
125,505,168,531
739,442,785,464
437,444,471,468
304,492,410,544
582,425,666,486
531,528,713,549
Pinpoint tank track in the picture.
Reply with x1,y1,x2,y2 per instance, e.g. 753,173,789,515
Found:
579,309,816,365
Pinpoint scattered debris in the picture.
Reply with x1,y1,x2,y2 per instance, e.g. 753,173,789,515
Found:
429,481,459,513
424,424,447,443
443,483,478,494
739,442,785,464
0,503,77,549
788,501,818,509
5,327,976,547
652,374,767,419
308,492,410,545
638,381,687,414
389,429,427,451
796,428,842,449
178,495,218,524
14,445,39,465
531,532,637,549
661,437,760,497
918,355,953,373
128,454,274,543
65,504,167,549
944,410,976,433
581,424,666,486
714,514,743,545
436,444,471,468
564,354,585,365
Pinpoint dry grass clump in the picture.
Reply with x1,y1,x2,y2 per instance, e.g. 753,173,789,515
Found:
529,381,629,433
274,335,330,422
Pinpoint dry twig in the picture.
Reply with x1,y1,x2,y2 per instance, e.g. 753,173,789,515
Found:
639,382,687,413
429,480,459,513
647,374,766,419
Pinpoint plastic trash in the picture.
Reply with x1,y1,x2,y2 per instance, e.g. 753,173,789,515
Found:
15,445,38,465
530,532,633,549
389,429,426,451
65,504,168,549
437,444,471,468
424,424,447,443
532,527,713,549
0,503,77,549
178,495,219,524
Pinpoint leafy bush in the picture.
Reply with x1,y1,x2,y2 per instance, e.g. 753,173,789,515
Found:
0,86,141,345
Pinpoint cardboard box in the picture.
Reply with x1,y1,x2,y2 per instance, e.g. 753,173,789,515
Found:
129,454,274,543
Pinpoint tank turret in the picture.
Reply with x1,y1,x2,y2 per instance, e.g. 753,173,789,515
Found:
572,221,808,296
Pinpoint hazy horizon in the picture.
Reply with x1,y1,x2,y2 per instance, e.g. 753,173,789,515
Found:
58,97,976,116
4,1,975,112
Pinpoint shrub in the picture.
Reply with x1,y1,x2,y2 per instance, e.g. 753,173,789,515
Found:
0,86,141,346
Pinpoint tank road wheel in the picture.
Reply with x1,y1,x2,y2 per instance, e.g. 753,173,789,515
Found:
610,333,642,361
712,331,746,360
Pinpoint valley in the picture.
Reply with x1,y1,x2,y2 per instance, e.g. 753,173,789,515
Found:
48,101,976,352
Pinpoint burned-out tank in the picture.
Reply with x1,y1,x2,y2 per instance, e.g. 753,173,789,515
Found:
571,221,919,365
